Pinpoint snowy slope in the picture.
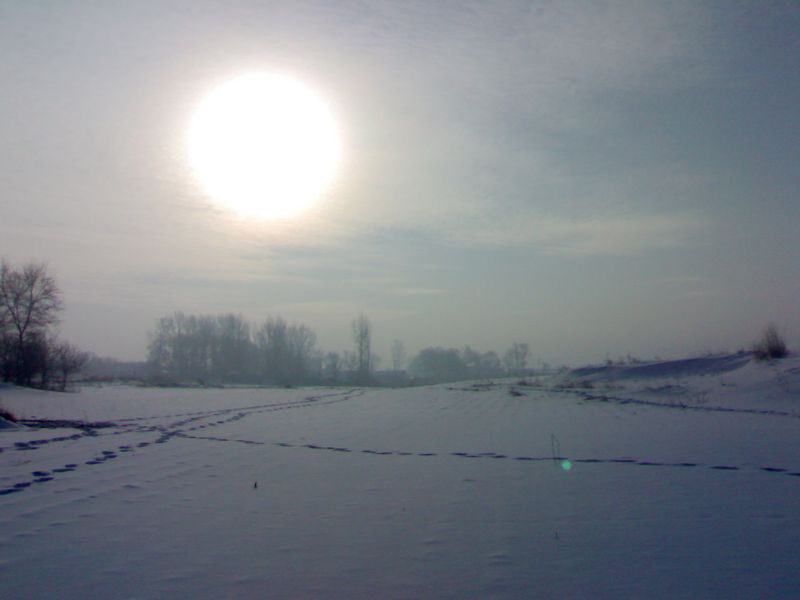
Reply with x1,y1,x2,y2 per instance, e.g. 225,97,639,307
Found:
560,352,800,414
1,362,799,599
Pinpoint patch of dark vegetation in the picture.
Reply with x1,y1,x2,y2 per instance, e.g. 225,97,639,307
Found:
0,406,18,423
447,382,501,392
516,378,543,388
18,418,117,430
554,379,594,390
752,324,789,361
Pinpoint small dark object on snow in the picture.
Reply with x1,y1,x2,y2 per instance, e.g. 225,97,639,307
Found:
253,481,258,489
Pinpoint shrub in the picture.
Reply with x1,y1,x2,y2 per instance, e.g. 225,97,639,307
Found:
0,405,18,422
752,324,788,360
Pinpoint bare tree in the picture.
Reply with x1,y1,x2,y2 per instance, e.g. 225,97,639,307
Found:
341,350,357,377
286,323,317,382
352,313,372,383
216,314,252,380
503,342,530,373
255,317,289,382
391,339,407,371
324,351,341,382
255,317,318,384
0,261,63,385
53,341,90,391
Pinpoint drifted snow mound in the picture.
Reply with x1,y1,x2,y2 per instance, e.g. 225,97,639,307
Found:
560,352,800,414
569,352,752,382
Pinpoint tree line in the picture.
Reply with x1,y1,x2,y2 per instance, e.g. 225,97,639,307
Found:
407,342,532,383
0,260,89,390
0,259,537,390
148,309,533,386
147,311,377,385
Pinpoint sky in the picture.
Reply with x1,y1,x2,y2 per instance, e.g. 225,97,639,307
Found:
1,0,799,366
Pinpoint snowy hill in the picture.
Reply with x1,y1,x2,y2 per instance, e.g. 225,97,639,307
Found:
559,352,800,415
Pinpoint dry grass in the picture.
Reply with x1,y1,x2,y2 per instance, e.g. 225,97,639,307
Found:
752,324,788,360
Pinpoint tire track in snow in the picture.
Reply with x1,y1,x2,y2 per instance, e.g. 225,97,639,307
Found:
0,389,363,497
173,432,800,481
0,389,362,452
561,389,800,420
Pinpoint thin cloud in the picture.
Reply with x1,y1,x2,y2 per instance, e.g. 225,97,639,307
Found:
319,2,718,242
392,287,448,297
538,215,706,257
445,213,706,257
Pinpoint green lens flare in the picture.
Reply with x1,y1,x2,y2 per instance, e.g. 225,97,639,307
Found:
561,460,572,471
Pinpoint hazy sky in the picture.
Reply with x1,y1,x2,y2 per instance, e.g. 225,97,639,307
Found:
1,1,798,365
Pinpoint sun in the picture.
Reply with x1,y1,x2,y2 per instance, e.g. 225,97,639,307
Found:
187,72,341,219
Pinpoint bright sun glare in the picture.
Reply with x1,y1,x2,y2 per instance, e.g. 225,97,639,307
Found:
188,72,341,219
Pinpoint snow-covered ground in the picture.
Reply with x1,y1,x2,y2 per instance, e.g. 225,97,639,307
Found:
1,354,799,599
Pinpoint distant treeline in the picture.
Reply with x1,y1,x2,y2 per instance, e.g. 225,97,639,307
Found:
148,312,327,385
407,343,532,383
148,311,534,386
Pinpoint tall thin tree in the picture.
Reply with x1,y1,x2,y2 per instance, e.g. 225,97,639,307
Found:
352,313,372,383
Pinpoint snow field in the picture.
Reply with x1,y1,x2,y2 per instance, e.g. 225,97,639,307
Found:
1,368,799,599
